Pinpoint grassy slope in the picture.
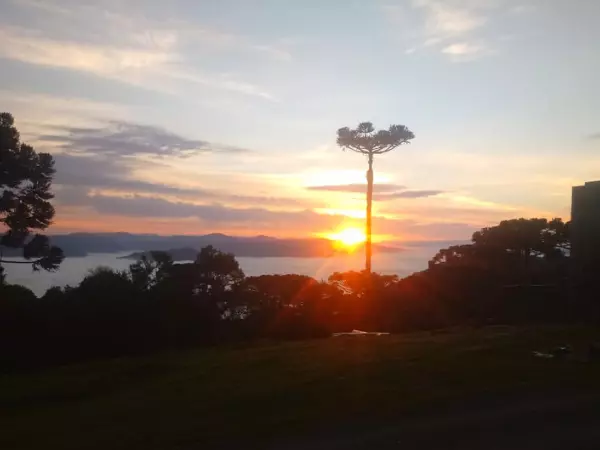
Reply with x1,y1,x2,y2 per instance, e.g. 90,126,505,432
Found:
2,326,600,449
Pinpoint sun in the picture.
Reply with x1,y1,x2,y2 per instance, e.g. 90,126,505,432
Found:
328,227,366,248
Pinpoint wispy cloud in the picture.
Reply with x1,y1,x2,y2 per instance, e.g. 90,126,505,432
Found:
443,42,484,54
63,193,306,222
249,44,293,62
34,117,318,214
415,0,492,60
1,0,286,100
0,90,124,119
384,0,510,61
0,90,131,144
53,152,314,211
165,69,276,101
381,193,532,227
39,121,250,157
306,184,444,200
0,26,174,77
0,26,277,100
442,42,489,61
55,191,477,242
374,190,445,200
11,0,293,61
509,4,536,15
9,0,73,16
306,183,407,193
414,0,488,37
588,132,600,141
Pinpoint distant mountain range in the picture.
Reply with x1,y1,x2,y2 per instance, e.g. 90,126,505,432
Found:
1,233,406,259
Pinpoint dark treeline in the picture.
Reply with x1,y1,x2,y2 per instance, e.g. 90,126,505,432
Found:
2,217,595,371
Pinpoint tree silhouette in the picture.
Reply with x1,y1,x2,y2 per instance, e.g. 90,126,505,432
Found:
430,218,571,285
193,245,245,295
129,251,173,291
337,122,414,272
472,218,570,267
0,113,63,272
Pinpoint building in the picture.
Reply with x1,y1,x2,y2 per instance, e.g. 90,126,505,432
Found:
571,180,600,290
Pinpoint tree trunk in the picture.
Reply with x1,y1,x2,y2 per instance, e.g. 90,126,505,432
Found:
365,154,374,273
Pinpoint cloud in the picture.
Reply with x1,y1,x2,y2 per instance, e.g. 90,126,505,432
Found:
56,191,478,241
167,70,276,101
413,0,488,36
395,0,503,60
0,26,174,79
588,132,600,140
81,194,266,220
509,4,536,15
40,121,248,157
442,42,489,61
374,190,445,200
53,153,200,196
0,90,129,141
11,0,293,62
443,42,484,55
306,183,407,193
60,192,329,227
0,25,276,100
123,197,311,222
383,202,517,226
53,153,310,209
1,1,287,100
306,184,444,200
250,44,293,62
9,0,84,16
23,117,315,211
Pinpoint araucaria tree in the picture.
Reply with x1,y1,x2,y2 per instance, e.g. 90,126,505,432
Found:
337,122,414,273
0,112,63,278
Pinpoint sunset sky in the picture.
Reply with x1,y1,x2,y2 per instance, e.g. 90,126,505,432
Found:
1,0,599,243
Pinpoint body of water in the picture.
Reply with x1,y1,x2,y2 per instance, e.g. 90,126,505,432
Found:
3,247,437,297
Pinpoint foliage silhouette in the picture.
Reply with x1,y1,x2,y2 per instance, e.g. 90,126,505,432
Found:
0,217,590,372
0,113,63,272
129,251,174,291
337,122,414,273
431,218,570,285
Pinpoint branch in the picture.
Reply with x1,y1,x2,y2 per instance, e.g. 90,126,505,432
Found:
0,258,44,264
343,144,370,155
372,144,397,154
372,141,411,154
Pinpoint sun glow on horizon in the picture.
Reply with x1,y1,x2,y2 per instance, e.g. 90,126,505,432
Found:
327,227,366,248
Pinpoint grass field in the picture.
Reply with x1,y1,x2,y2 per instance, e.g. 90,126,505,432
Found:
3,326,600,449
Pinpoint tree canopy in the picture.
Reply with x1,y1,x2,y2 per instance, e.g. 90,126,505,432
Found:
337,122,415,155
430,218,570,284
129,251,174,291
0,113,63,272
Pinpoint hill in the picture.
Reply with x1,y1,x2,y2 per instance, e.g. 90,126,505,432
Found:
3,326,600,449
119,241,402,261
1,232,407,258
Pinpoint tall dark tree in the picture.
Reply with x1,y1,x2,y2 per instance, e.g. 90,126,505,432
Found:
337,122,414,272
0,113,63,272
